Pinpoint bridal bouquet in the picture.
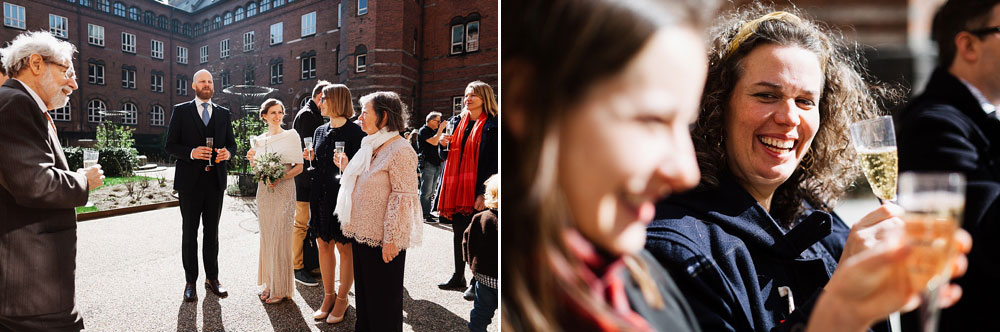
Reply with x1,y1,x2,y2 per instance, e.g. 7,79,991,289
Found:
253,152,285,192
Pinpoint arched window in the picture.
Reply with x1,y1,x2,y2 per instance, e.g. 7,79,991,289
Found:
299,96,309,111
51,103,71,121
247,2,257,17
112,2,125,17
88,99,106,123
158,15,168,30
122,102,137,125
150,105,165,126
354,44,367,73
203,19,210,33
223,11,232,25
213,16,221,30
144,11,154,25
97,0,109,13
129,7,139,21
260,0,271,12
235,7,244,21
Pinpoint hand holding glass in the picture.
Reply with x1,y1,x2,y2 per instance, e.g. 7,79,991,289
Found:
334,141,346,179
205,137,215,170
849,115,898,202
443,122,455,151
304,137,315,171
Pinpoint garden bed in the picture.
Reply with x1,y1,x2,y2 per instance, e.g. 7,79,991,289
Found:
76,176,178,220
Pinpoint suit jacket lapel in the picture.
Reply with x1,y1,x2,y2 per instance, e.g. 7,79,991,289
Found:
3,80,70,171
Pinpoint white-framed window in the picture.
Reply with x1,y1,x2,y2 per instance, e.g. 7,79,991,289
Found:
3,3,25,29
270,62,282,84
87,99,105,123
122,102,137,125
337,3,342,28
465,21,480,52
220,39,229,58
88,24,104,46
49,14,68,38
177,46,188,64
452,96,463,114
356,53,366,72
87,63,104,84
243,31,254,52
300,55,315,79
151,73,163,92
358,0,367,15
270,22,282,45
121,32,136,53
51,103,71,121
199,45,208,63
450,24,463,55
299,96,309,110
220,72,230,87
151,40,164,59
235,7,244,22
121,68,135,89
177,78,187,95
243,68,254,84
150,105,164,126
301,11,316,37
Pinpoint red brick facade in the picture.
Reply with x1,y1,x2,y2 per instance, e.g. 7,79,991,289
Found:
0,0,497,147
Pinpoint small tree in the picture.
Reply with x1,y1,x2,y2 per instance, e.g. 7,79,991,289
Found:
96,121,135,149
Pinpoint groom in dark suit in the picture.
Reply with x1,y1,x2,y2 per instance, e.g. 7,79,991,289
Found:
165,69,238,302
0,31,103,331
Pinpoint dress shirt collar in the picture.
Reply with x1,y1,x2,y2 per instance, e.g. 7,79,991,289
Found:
957,77,997,115
194,97,213,117
12,78,50,112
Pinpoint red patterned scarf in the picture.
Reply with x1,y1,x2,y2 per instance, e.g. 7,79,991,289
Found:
437,111,487,219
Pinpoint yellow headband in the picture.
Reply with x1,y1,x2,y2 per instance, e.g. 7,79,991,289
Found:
725,11,805,56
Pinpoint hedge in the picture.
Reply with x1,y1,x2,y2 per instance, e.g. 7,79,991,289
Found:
64,146,139,177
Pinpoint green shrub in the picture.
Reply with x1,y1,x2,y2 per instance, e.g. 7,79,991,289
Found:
231,115,266,175
96,121,135,150
63,146,138,177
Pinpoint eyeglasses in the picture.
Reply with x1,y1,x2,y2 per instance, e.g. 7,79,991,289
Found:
44,61,74,79
968,26,1000,37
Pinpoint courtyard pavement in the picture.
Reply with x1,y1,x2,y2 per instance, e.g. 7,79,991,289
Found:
74,167,497,332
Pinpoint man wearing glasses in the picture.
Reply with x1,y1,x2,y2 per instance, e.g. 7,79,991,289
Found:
897,1,1000,331
418,111,446,223
0,31,103,331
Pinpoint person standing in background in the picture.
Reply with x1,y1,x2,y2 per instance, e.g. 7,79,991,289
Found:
418,111,445,222
290,80,332,287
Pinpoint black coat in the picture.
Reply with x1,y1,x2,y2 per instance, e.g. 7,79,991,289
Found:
645,174,855,332
165,100,238,192
292,100,326,201
897,68,1000,332
439,113,498,197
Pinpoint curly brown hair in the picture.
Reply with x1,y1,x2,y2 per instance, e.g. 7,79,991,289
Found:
693,5,903,225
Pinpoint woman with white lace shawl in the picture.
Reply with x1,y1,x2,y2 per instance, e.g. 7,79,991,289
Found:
335,91,422,332
246,98,304,304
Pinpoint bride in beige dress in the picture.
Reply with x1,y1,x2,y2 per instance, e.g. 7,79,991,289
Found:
246,98,303,304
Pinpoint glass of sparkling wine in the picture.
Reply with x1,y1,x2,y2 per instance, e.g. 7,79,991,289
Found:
849,115,898,202
205,136,215,169
303,137,315,171
82,149,99,207
334,141,346,179
898,172,965,332
443,121,455,151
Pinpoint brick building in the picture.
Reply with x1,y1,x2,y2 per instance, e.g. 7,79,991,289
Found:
0,0,497,153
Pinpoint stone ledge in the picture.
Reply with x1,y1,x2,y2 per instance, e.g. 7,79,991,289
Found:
77,200,180,222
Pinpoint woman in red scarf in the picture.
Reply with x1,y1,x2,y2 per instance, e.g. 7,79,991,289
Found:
436,80,499,295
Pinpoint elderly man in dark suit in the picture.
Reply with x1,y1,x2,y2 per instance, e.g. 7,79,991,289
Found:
165,69,238,302
897,1,1000,330
0,31,103,331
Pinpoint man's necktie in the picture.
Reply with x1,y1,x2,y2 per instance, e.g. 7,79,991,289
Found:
43,111,57,134
201,102,210,126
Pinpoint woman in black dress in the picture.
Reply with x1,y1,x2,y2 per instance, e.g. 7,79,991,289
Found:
304,84,366,324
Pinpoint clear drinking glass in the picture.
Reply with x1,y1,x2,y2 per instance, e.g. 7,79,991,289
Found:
443,121,456,151
205,136,215,169
304,137,315,171
82,149,99,207
898,172,965,332
849,115,898,202
334,141,346,179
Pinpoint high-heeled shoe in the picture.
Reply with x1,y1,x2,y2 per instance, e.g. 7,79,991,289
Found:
313,292,336,320
259,289,270,301
326,294,349,324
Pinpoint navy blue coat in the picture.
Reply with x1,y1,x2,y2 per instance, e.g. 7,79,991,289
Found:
645,174,853,332
897,68,1000,332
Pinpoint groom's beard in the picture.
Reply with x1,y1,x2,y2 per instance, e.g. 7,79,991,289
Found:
196,86,213,100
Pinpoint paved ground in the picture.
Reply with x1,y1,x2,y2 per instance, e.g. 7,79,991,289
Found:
75,168,497,332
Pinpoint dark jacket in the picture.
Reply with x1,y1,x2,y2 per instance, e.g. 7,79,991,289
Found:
165,100,238,192
645,173,853,332
463,209,498,284
439,113,498,197
292,99,326,201
0,79,88,316
627,250,703,332
897,68,1000,332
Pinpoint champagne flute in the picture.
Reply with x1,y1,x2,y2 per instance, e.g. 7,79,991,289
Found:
82,149,99,207
304,137,315,171
849,115,898,202
205,136,215,171
334,141,346,179
443,121,455,151
898,172,965,332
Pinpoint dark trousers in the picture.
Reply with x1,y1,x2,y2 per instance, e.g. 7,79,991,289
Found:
443,213,473,279
0,307,83,332
353,243,406,332
178,174,224,283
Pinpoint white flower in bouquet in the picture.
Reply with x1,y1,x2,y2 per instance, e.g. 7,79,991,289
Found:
253,152,285,192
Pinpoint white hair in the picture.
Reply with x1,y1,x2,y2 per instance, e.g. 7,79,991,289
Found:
426,111,442,123
0,31,76,76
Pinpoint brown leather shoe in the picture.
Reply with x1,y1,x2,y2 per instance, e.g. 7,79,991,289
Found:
205,279,228,298
183,283,197,302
